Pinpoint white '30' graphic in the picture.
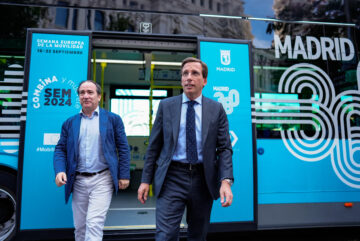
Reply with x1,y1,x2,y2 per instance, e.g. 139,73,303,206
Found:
252,62,360,189
214,89,240,115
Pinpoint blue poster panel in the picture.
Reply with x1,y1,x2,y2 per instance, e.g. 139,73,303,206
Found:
20,32,90,230
199,40,254,222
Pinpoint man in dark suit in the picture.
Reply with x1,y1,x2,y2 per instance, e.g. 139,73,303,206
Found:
138,57,233,241
54,80,130,241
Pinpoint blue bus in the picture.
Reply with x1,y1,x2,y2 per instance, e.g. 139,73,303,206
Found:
0,1,360,240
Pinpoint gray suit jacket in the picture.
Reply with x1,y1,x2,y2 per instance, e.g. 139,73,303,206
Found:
141,94,233,200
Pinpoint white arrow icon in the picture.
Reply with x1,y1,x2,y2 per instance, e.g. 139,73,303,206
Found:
230,130,238,147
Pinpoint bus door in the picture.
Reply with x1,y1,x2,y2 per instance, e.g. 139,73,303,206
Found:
93,35,257,233
91,32,197,231
18,30,257,239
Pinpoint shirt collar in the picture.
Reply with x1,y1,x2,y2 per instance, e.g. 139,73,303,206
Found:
182,93,202,105
80,106,99,118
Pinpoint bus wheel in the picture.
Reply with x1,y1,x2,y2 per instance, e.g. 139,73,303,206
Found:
0,171,16,241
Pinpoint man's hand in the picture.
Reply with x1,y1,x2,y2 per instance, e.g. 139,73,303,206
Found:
220,180,233,207
119,179,130,190
55,172,67,187
137,183,150,204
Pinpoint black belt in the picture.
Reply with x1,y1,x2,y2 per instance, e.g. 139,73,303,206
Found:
76,168,109,177
171,161,203,171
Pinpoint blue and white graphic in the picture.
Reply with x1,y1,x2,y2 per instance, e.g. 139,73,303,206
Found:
0,63,24,170
200,40,254,223
0,140,18,156
220,50,231,65
229,130,238,147
20,32,89,230
254,62,360,203
0,140,19,170
43,133,60,145
214,89,240,114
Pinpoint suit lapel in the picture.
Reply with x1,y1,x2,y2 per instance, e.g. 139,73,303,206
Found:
171,95,182,145
201,96,211,148
99,108,108,146
72,113,81,159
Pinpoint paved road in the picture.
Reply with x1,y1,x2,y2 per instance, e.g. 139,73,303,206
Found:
14,227,360,241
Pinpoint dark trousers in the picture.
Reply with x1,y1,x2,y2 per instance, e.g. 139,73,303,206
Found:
156,162,213,241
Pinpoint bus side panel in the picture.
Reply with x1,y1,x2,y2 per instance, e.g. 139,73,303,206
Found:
200,39,256,224
255,25,360,228
19,30,90,230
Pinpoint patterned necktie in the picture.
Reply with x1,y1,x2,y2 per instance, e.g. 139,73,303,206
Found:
186,100,198,164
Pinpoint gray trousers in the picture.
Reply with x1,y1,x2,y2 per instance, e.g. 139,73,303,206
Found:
72,169,113,241
156,163,213,241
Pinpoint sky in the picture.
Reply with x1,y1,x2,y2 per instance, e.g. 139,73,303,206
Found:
242,0,275,48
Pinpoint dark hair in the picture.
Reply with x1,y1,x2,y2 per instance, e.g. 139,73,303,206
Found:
77,80,101,95
181,57,208,79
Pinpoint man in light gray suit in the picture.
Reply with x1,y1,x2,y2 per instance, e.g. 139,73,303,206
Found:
138,57,233,241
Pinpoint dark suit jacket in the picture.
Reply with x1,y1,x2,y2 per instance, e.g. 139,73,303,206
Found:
141,95,233,200
54,108,130,203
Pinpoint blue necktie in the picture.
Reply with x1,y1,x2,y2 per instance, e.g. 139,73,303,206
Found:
186,100,198,164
